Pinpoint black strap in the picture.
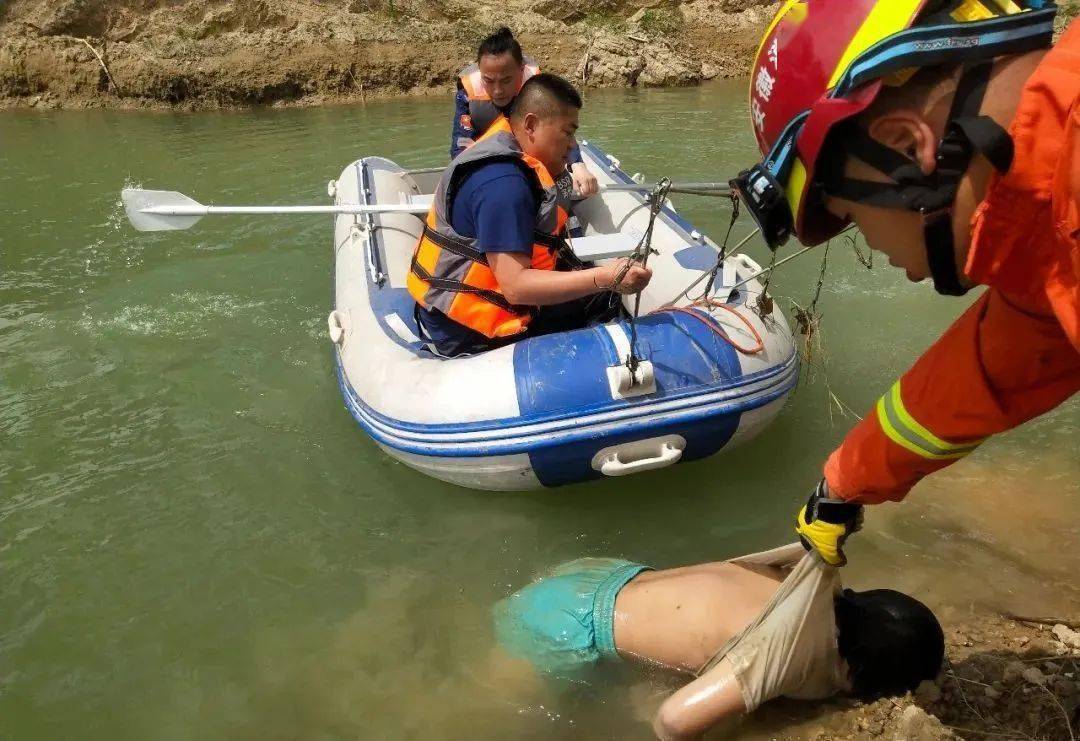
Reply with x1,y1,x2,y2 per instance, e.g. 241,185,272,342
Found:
535,230,587,269
410,255,522,314
420,224,489,265
922,209,966,295
950,116,1013,173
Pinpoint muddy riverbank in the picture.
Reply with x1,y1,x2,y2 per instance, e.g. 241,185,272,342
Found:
0,0,779,110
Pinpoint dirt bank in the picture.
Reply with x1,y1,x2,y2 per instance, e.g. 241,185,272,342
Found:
755,612,1080,740
0,0,779,110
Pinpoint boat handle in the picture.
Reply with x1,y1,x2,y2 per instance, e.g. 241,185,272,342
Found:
598,441,684,477
327,310,347,345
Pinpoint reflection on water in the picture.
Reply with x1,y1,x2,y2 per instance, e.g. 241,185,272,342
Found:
1,82,1077,739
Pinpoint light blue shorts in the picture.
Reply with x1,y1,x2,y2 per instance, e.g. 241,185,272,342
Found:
493,558,651,675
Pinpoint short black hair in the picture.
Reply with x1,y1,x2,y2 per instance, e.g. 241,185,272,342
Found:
508,73,583,121
477,26,523,64
835,589,945,701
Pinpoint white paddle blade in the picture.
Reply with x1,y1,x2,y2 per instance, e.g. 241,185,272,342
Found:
122,189,205,232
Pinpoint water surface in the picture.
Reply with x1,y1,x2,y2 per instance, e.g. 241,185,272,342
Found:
2,80,1077,739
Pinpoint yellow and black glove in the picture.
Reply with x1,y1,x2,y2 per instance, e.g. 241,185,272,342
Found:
795,479,863,567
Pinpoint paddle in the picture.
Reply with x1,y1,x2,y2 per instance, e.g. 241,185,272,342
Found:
121,179,733,233
120,188,429,232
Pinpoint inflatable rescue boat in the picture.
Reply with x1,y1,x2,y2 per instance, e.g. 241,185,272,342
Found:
328,141,798,490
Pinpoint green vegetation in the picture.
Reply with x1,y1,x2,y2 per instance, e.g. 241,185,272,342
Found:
637,8,683,38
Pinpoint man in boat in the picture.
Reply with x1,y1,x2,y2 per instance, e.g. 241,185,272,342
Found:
494,544,944,739
410,73,653,357
727,0,1080,566
452,26,600,198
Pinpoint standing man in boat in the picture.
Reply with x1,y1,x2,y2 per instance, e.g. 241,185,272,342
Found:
411,73,652,357
452,27,601,198
727,0,1079,566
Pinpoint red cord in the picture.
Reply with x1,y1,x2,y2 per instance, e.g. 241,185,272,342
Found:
651,299,765,355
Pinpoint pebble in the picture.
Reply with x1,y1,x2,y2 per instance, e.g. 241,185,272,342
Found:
1003,660,1028,683
1017,635,1030,645
984,686,1002,700
914,679,942,704
1021,666,1048,686
1052,624,1080,650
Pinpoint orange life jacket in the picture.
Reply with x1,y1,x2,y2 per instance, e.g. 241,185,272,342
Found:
458,58,540,139
407,116,571,340
823,20,1080,504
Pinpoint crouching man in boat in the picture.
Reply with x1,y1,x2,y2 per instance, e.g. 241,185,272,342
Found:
410,73,653,357
727,0,1080,567
494,544,944,739
452,27,600,198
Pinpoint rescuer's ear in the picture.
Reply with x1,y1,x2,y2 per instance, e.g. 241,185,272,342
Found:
867,111,939,176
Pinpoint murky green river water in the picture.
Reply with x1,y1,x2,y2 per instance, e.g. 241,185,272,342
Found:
2,80,1077,739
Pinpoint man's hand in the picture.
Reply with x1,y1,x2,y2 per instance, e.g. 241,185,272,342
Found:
597,258,653,295
570,162,600,198
795,480,863,567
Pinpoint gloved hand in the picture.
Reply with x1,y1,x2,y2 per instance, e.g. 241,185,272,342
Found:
795,479,863,566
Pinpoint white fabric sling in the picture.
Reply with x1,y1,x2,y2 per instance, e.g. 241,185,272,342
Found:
698,543,850,712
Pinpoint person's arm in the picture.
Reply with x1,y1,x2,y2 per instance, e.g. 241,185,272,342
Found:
567,140,599,197
450,86,475,160
488,252,649,306
472,169,650,304
824,288,1080,505
570,161,599,198
652,658,747,741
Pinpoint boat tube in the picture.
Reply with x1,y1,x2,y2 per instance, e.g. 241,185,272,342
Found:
329,141,798,490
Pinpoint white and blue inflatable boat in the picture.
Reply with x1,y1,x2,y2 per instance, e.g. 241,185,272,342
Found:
328,142,798,490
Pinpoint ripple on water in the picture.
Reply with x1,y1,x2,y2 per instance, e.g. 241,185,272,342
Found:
76,291,267,339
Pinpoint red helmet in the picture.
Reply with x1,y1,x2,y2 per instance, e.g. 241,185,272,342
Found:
733,0,1058,249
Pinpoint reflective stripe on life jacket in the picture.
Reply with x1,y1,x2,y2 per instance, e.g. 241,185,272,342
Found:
407,116,571,339
458,58,540,140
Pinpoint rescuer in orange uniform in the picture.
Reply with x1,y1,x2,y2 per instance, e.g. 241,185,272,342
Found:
729,0,1079,565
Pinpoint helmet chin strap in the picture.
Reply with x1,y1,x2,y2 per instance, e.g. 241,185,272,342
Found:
821,61,1014,296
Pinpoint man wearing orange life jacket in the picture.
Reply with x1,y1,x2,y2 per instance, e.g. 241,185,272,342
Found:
728,0,1079,566
451,27,600,198
411,73,652,357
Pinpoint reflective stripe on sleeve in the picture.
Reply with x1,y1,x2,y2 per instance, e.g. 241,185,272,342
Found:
875,381,986,460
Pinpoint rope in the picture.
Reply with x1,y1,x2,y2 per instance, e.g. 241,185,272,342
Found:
700,192,740,300
654,299,765,355
613,177,672,377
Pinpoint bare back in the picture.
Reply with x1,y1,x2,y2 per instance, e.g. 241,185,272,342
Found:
612,561,786,673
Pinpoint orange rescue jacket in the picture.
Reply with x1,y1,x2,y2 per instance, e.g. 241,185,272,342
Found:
458,58,540,141
407,117,570,340
824,21,1080,504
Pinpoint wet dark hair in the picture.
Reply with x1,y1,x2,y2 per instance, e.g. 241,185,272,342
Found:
509,73,582,121
477,26,523,64
835,589,945,701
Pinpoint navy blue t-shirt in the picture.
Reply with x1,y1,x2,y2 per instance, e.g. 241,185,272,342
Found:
417,161,538,349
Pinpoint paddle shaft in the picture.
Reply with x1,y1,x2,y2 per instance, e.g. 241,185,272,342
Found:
139,203,429,216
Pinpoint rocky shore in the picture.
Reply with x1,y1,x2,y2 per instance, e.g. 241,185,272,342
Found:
0,0,780,110
767,613,1080,740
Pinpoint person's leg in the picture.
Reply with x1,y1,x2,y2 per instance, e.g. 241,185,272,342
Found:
414,304,512,357
493,558,650,675
526,291,625,338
